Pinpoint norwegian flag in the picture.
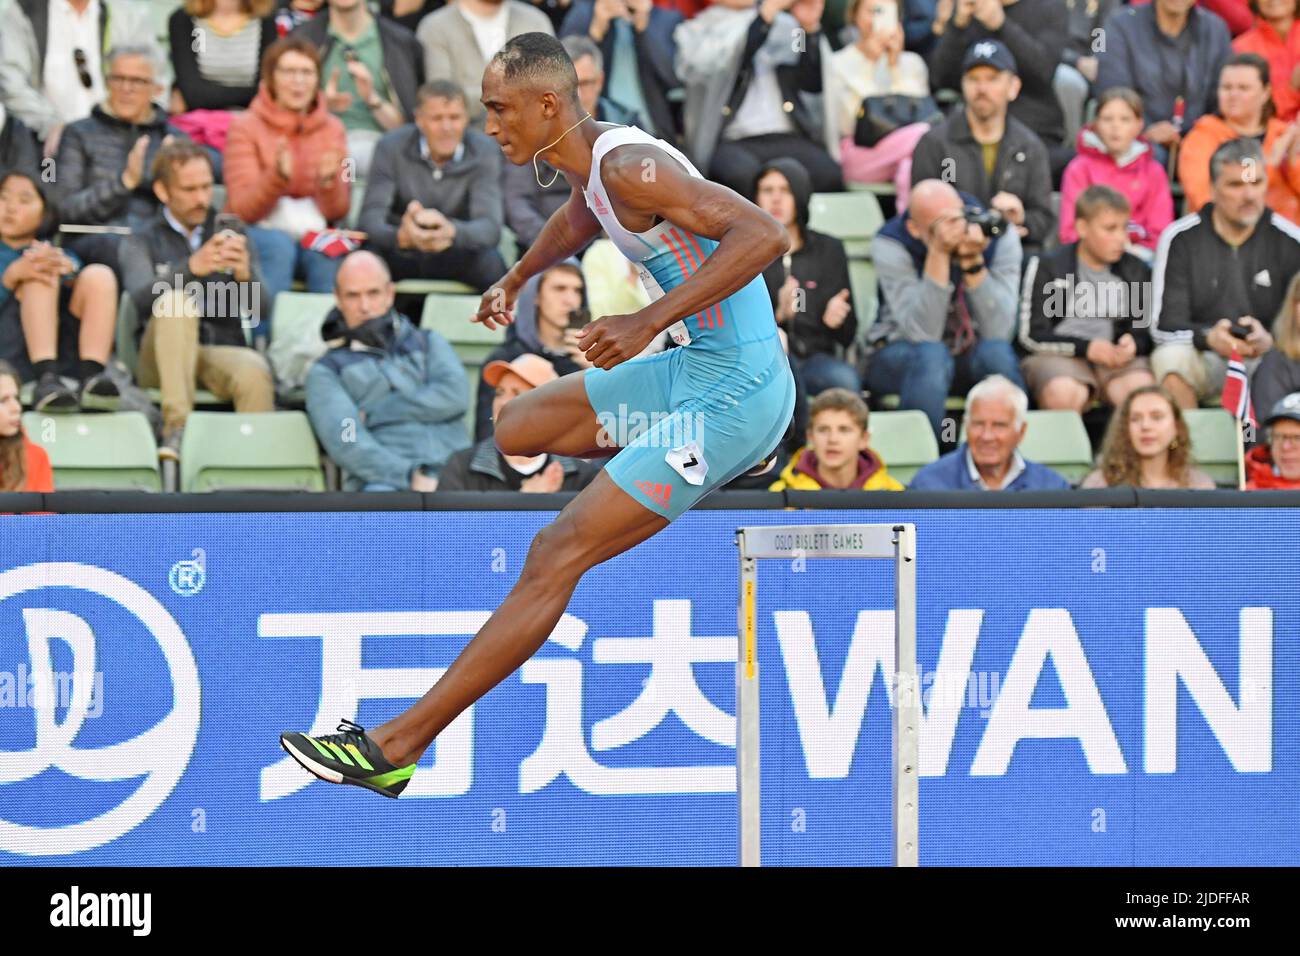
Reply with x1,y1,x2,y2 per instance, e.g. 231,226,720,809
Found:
301,229,363,258
1221,348,1257,427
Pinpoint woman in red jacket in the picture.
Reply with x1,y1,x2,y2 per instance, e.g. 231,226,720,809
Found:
223,35,352,337
0,359,54,493
1234,0,1300,122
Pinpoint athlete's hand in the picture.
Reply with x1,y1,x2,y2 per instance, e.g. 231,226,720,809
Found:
474,272,524,330
576,312,659,369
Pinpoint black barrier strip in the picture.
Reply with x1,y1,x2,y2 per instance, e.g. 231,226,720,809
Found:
5,486,1300,513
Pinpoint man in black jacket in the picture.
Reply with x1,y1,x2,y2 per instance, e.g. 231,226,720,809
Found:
1017,184,1155,412
359,81,507,291
929,0,1070,177
291,0,424,176
1150,137,1300,410
118,141,274,457
911,40,1055,255
439,352,597,491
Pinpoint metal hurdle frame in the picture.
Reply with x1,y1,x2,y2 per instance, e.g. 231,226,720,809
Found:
734,523,918,867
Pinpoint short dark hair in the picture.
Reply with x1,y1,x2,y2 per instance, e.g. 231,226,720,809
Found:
1209,136,1266,183
1075,184,1131,222
151,139,214,188
809,388,869,433
490,32,579,106
416,79,468,109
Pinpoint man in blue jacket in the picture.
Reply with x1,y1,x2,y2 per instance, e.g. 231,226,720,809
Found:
305,250,470,491
908,373,1070,490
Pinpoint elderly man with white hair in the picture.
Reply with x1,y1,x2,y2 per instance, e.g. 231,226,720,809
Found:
907,374,1071,491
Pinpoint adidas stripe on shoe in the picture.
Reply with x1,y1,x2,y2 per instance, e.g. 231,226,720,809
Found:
279,719,416,799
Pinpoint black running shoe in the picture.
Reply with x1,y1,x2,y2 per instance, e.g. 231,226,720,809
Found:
279,720,416,799
32,372,78,412
79,371,121,412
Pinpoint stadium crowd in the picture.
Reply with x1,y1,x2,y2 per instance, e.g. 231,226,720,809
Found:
3,0,1300,494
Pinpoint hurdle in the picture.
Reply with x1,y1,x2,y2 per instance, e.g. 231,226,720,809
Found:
734,523,918,867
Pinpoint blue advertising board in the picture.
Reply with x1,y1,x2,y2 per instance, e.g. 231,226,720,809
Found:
0,508,1295,865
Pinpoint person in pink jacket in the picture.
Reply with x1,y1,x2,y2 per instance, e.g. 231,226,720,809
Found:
223,34,352,336
1058,87,1175,260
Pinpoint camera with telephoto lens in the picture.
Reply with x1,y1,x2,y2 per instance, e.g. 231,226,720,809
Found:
962,204,1005,239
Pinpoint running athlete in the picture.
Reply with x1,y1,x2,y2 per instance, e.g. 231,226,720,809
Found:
279,33,796,796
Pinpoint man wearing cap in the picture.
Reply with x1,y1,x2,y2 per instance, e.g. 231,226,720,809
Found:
928,0,1070,178
438,352,597,491
305,250,471,491
1245,392,1300,490
910,39,1055,254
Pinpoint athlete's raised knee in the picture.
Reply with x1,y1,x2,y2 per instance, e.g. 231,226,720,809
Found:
493,398,542,457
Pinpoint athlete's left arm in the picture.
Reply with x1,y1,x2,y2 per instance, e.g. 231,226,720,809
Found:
576,146,790,369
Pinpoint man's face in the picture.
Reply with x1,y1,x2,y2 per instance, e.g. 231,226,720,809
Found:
754,171,796,228
807,409,868,474
335,259,396,328
961,66,1017,123
535,268,584,331
967,396,1025,471
482,65,550,167
491,369,534,423
156,158,214,230
1213,160,1269,229
416,95,469,161
573,55,603,118
1269,419,1300,480
105,54,156,123
1076,207,1129,266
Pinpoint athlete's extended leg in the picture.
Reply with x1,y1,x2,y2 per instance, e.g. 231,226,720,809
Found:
493,370,620,459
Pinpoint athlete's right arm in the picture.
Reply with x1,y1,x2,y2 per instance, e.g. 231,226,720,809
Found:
474,187,602,329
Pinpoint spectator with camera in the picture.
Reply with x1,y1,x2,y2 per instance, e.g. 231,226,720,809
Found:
865,178,1025,440
910,40,1055,253
829,0,932,203
415,0,555,130
474,260,590,440
118,140,274,460
927,0,1071,178
1094,0,1233,167
223,35,353,318
306,250,470,491
438,352,598,491
1081,384,1217,488
675,0,843,196
0,170,119,413
51,45,184,270
1151,137,1300,409
1019,185,1155,414
768,386,904,491
1245,391,1300,487
754,158,860,396
0,0,167,160
291,0,425,177
559,0,683,141
360,80,507,292
907,373,1071,489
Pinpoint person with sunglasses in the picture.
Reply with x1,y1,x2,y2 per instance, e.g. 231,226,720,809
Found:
50,46,185,272
0,0,166,160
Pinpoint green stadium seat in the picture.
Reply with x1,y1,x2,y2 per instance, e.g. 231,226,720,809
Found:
1184,408,1240,486
179,411,325,492
346,180,366,228
267,292,335,403
148,0,178,43
21,411,161,491
420,293,504,366
211,183,227,215
846,181,897,197
848,259,877,328
808,191,885,257
961,409,1095,483
866,410,939,485
499,225,519,269
875,394,967,412
394,279,477,295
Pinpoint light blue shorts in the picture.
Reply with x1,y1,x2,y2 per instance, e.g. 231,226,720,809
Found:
583,339,796,521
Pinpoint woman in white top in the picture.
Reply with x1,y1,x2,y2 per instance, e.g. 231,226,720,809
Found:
829,0,931,207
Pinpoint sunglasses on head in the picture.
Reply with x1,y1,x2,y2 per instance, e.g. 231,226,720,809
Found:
73,48,92,90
